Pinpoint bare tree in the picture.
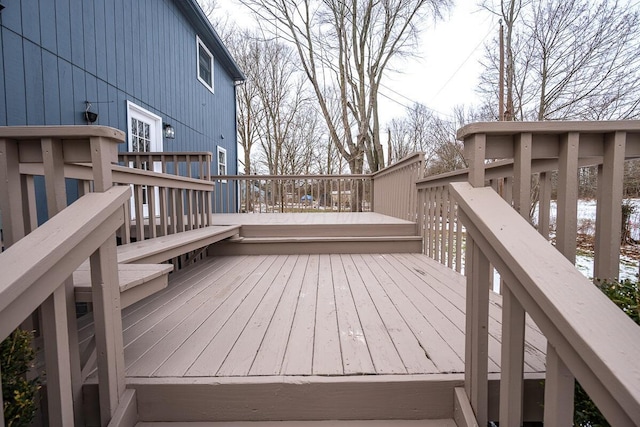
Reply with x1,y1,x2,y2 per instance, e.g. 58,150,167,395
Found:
239,0,451,177
196,0,218,19
229,30,265,179
480,0,640,121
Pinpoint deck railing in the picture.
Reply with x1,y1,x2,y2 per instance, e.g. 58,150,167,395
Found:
371,152,424,221
15,152,215,247
0,126,132,426
118,151,213,181
210,174,373,213
451,182,640,426
434,121,640,425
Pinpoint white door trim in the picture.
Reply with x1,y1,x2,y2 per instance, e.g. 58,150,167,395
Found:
126,101,163,219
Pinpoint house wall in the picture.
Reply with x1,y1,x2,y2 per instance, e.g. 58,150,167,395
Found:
0,0,240,215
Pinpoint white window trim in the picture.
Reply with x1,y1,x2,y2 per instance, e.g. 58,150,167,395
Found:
196,35,214,93
217,146,227,175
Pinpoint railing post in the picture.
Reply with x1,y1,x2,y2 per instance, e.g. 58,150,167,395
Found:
90,135,127,425
594,131,626,280
465,238,490,426
556,132,579,263
513,133,532,218
466,133,486,187
42,137,84,425
0,139,25,246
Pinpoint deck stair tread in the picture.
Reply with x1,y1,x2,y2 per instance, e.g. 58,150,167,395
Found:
230,235,422,243
136,420,457,426
73,263,173,308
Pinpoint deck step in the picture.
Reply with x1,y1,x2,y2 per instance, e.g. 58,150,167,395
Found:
73,263,173,308
208,235,423,255
238,222,417,238
136,420,457,426
122,375,463,423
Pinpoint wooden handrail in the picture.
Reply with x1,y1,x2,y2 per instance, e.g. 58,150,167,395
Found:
18,162,215,191
0,186,130,340
371,152,424,179
451,182,640,425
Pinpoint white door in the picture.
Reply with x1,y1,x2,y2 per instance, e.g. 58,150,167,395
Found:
127,101,163,219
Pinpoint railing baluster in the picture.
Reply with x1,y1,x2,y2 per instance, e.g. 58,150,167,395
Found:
465,238,490,427
543,344,574,426
499,286,525,427
556,132,579,262
447,188,455,269
134,185,145,241
594,131,626,280
538,171,552,239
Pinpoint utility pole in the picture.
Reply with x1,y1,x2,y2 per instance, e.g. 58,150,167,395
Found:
499,19,505,121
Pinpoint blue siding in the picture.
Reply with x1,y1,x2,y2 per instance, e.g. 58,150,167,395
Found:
22,0,40,45
2,0,21,34
3,29,26,125
57,58,75,124
1,0,241,211
69,0,84,67
43,51,61,124
83,0,97,76
55,0,72,61
24,40,45,125
40,0,57,54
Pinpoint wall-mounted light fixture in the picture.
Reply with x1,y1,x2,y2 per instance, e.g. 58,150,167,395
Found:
84,101,98,123
163,123,176,139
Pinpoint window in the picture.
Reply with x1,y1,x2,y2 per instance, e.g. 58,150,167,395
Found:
217,146,227,175
197,36,214,92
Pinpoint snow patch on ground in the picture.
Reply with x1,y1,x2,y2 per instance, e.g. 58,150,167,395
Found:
531,198,640,281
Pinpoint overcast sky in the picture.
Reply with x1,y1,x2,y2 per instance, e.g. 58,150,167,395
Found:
217,1,496,124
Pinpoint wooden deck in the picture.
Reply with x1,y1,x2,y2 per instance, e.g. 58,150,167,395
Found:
77,212,547,423
89,253,544,379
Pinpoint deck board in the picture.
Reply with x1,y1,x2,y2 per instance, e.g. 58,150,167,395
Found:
280,254,319,376
249,254,309,376
313,254,344,375
350,254,436,374
217,255,298,376
124,257,258,376
158,256,276,377
104,253,545,380
341,255,407,374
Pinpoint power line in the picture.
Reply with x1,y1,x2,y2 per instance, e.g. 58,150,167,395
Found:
430,17,496,100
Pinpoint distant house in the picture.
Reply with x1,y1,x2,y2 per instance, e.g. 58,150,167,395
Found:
0,0,244,217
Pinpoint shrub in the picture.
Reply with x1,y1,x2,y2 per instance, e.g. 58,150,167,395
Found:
1,329,40,427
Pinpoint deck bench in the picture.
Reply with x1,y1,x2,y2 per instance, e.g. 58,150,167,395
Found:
116,225,241,264
73,263,174,308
